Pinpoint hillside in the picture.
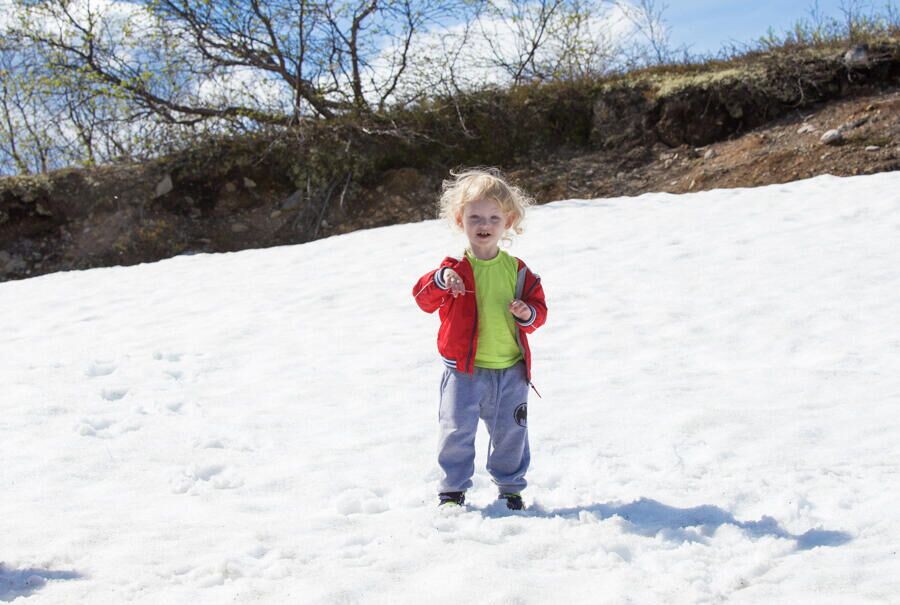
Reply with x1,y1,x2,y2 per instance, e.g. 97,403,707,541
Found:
2,172,899,602
1,42,899,281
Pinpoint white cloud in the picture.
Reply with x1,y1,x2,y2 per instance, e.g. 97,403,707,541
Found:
365,2,641,106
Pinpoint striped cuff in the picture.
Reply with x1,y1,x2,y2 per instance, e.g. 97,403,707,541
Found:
515,305,537,327
434,267,449,290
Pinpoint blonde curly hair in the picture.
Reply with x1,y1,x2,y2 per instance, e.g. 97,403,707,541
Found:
438,167,534,237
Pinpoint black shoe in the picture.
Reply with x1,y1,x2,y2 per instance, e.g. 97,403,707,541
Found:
499,492,525,510
438,491,465,507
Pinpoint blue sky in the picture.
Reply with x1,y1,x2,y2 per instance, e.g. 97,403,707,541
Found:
664,0,879,54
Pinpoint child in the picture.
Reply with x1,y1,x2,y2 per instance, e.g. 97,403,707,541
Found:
412,168,547,510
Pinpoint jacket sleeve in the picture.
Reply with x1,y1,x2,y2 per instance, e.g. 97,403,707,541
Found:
412,261,452,314
516,267,547,334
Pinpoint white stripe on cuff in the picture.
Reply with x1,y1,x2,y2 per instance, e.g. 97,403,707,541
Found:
516,305,537,327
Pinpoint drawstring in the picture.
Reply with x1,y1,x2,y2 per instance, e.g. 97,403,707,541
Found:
529,382,542,399
486,371,502,470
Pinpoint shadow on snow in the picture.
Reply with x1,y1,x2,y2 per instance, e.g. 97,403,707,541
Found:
0,563,82,602
477,497,852,551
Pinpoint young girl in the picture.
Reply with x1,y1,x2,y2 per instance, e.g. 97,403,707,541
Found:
412,168,547,510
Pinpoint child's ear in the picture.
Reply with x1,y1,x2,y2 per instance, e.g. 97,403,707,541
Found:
455,211,464,229
505,213,516,230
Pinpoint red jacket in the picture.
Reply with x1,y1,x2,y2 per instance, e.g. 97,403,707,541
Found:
413,255,547,381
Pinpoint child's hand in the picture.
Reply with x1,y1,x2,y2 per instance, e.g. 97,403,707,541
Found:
509,299,532,321
444,268,466,298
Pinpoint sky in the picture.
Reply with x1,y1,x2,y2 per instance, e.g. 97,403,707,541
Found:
665,0,883,54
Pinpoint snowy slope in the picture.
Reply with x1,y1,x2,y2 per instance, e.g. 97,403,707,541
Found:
2,172,899,604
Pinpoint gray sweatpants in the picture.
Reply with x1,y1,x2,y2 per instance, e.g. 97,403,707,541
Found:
437,362,530,494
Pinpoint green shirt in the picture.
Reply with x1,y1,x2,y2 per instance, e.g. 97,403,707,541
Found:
466,249,523,369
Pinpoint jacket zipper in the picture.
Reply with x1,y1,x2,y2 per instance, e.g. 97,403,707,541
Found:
520,271,542,397
465,315,477,373
522,275,541,300
462,259,477,373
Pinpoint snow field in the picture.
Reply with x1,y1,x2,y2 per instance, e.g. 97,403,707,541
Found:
1,172,899,603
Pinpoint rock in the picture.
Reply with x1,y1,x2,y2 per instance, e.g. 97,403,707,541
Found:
155,174,174,198
1,253,27,274
280,190,303,210
843,44,869,68
231,223,248,233
243,177,257,189
35,203,53,217
270,210,282,219
865,145,880,152
703,148,718,160
725,101,744,119
820,129,843,145
797,124,816,134
843,116,869,130
224,182,237,194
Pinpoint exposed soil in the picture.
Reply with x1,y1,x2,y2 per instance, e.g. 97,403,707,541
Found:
1,65,898,282
510,87,900,203
342,87,900,237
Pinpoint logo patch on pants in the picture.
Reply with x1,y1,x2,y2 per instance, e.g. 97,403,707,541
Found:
514,403,527,428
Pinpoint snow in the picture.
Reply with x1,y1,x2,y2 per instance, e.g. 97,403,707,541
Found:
2,172,899,603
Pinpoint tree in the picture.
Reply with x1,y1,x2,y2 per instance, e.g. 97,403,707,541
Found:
0,40,57,174
1,0,673,174
8,0,457,127
476,0,622,85
617,0,673,65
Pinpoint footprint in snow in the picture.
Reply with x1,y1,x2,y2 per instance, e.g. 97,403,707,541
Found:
76,417,114,437
165,401,187,414
153,351,195,382
85,361,117,377
192,436,255,452
171,464,244,494
76,417,141,438
334,488,389,515
174,545,295,588
100,388,129,402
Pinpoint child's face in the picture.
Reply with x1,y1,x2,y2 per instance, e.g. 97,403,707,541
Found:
457,198,514,257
